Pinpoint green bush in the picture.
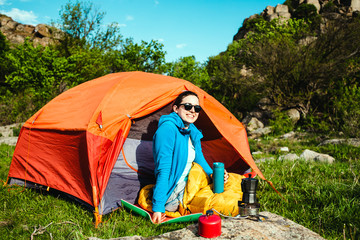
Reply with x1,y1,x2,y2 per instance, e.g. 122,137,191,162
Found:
322,1,337,13
334,84,360,137
268,109,295,135
293,3,321,30
301,113,332,134
283,0,299,12
293,3,318,20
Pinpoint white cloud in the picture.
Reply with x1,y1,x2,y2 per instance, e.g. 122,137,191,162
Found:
0,8,38,25
155,38,164,42
154,0,159,5
176,43,187,49
118,23,127,27
0,0,8,5
126,15,134,21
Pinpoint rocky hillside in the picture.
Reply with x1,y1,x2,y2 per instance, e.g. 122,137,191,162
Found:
234,0,360,40
0,14,62,46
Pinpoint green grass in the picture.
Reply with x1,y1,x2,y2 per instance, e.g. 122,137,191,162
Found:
1,134,359,239
0,144,188,239
250,135,360,240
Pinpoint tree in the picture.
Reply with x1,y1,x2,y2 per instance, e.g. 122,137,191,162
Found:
109,39,167,73
56,0,122,55
167,56,209,87
0,31,13,88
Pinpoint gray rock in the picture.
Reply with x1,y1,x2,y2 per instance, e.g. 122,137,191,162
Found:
286,108,300,123
280,147,289,152
0,15,12,26
306,0,321,12
16,24,35,34
6,34,25,45
281,131,296,139
256,156,276,162
0,123,23,137
35,24,51,38
251,151,263,155
268,12,291,23
279,153,300,161
265,6,275,15
90,212,324,240
0,14,63,47
0,137,18,146
299,149,335,163
299,36,317,46
33,37,54,47
319,138,360,147
275,4,289,13
245,117,264,132
248,126,272,139
351,0,360,11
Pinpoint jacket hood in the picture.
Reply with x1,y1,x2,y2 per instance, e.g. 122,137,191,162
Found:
158,112,203,140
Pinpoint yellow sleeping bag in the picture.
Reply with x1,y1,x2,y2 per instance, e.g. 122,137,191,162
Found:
137,162,246,217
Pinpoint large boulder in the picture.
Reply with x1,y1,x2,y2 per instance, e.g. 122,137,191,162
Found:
266,4,291,22
97,211,325,240
351,0,360,11
319,138,360,147
35,24,51,38
243,117,264,132
286,108,301,123
0,14,63,47
300,149,335,163
16,24,35,34
306,0,321,12
279,153,300,161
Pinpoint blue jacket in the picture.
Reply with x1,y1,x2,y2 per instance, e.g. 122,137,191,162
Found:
152,112,213,213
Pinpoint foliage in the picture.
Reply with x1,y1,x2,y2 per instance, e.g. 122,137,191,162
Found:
0,42,68,124
333,83,360,137
56,0,122,54
109,39,167,74
283,0,299,13
0,31,13,90
209,17,313,119
242,15,265,31
240,17,360,119
0,1,169,125
322,1,337,13
167,56,209,87
268,109,295,135
293,3,318,20
293,4,321,30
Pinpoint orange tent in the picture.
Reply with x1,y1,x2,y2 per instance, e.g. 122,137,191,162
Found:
8,71,270,224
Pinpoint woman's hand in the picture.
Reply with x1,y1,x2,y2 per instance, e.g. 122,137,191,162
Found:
210,169,229,183
224,169,229,183
152,212,166,224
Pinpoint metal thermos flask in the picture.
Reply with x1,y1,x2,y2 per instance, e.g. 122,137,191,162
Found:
198,210,221,238
213,162,224,193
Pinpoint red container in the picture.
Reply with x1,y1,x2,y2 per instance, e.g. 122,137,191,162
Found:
198,210,221,238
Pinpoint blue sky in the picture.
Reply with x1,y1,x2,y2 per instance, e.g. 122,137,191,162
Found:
0,0,282,62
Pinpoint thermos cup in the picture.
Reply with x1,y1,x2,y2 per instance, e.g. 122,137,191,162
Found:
213,162,224,193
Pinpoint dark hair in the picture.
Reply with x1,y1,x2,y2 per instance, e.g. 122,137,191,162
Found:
173,90,199,107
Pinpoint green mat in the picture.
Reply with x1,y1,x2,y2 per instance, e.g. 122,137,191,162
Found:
121,200,202,224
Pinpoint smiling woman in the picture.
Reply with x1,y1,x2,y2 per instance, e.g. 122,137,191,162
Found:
146,90,229,223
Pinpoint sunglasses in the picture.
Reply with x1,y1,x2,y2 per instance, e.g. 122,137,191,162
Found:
179,103,202,113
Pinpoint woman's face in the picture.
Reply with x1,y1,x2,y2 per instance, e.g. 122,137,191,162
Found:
173,95,200,126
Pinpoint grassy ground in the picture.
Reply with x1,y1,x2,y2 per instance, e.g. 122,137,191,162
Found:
0,133,359,239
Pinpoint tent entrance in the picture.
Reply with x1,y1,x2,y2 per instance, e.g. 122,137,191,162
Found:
99,103,250,215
